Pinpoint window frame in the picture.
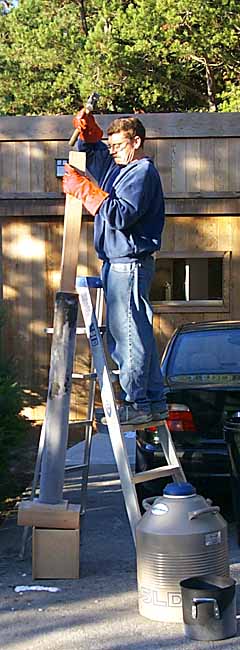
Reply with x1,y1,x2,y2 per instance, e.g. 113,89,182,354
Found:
151,251,231,313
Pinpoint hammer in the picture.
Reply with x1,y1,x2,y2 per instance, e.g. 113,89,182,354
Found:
68,92,100,147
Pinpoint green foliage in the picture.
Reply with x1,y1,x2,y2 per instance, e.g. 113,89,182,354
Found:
0,0,239,113
218,84,240,112
0,307,29,505
0,0,86,114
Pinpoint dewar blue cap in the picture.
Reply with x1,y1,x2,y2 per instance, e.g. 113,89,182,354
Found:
163,482,196,497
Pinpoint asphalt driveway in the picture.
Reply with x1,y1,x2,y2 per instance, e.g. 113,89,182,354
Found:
0,432,240,650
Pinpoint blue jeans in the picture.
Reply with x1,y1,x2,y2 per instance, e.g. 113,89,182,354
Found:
101,257,166,413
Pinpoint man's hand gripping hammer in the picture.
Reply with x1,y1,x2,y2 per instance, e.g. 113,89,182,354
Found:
68,92,100,146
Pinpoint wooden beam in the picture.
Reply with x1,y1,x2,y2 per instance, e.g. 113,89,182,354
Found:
165,197,240,215
1,113,240,141
1,190,239,200
32,528,80,579
28,151,86,509
1,193,240,217
60,151,85,291
18,500,80,529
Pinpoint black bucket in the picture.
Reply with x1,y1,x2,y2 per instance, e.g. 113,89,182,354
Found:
180,574,237,641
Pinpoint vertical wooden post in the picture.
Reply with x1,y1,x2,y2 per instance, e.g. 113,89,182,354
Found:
38,151,86,505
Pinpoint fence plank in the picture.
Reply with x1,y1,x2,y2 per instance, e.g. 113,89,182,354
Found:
30,142,45,191
16,142,31,192
200,139,215,192
1,142,17,191
230,139,240,191
186,139,201,192
171,139,186,192
214,138,229,192
154,139,172,192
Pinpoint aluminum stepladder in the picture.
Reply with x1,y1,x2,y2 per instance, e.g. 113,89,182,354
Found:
20,273,187,556
76,275,187,544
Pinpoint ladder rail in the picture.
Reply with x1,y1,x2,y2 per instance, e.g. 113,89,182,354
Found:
19,419,46,560
77,278,142,544
79,285,105,515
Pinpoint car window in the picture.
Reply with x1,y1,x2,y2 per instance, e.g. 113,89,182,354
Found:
168,329,240,376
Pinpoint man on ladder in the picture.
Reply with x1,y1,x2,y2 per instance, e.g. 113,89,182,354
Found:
63,111,168,427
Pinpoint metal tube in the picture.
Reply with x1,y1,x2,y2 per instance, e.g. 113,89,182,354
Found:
39,291,78,504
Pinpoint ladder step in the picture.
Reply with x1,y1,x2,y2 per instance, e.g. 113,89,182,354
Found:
69,419,93,427
72,372,97,380
46,326,86,335
65,462,89,472
132,464,181,484
45,326,106,335
73,371,119,381
76,276,103,289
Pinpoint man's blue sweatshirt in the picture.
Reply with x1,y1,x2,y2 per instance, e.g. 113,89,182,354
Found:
77,140,165,264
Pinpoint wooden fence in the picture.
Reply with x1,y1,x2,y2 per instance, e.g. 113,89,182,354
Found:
0,113,239,421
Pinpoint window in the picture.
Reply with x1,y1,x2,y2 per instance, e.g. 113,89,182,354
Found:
150,252,230,312
168,328,240,379
55,159,68,177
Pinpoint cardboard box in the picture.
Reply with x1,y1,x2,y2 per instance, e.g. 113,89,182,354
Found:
32,527,80,579
18,500,80,529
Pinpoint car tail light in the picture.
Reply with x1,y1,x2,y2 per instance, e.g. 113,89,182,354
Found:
166,403,196,433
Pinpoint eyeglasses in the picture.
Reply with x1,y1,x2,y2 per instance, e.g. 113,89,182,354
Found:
107,139,131,153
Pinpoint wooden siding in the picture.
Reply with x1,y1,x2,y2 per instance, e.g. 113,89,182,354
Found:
0,136,240,196
0,113,239,421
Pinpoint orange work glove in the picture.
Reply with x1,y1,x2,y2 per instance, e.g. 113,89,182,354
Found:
73,108,103,143
62,164,108,216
